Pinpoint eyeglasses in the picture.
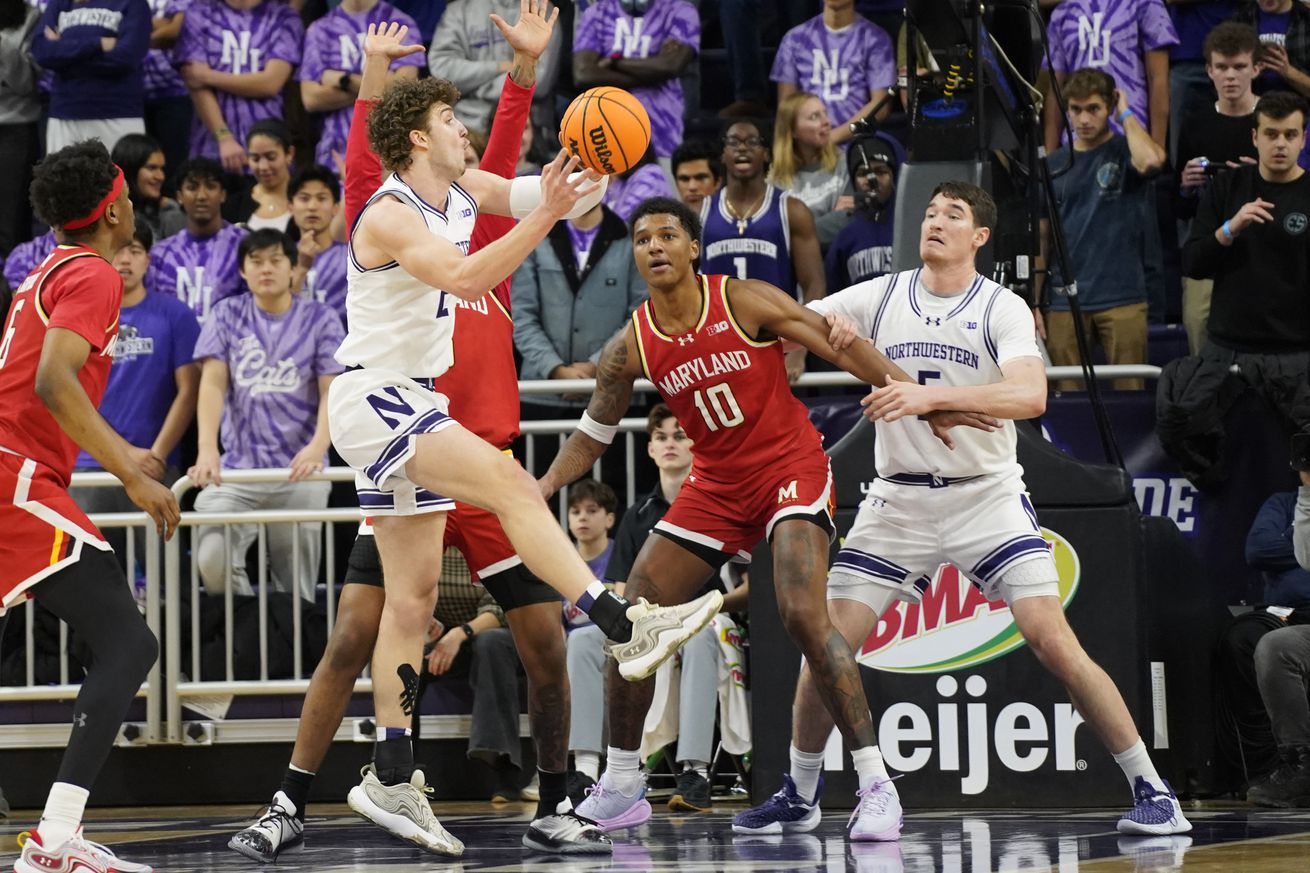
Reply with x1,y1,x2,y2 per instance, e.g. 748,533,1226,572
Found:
723,136,765,149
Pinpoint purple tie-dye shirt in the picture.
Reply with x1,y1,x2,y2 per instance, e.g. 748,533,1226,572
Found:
770,15,895,129
574,0,700,158
146,223,247,323
302,239,347,324
603,163,673,222
193,292,345,469
1046,0,1178,134
3,231,57,290
300,2,422,168
174,0,303,159
142,0,190,99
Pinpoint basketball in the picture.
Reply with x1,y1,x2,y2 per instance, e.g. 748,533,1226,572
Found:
559,87,652,176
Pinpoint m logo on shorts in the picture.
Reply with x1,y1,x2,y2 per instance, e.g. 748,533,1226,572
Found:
777,480,798,503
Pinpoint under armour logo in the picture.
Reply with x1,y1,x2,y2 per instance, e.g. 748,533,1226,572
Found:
676,334,695,346
925,316,942,326
74,712,88,728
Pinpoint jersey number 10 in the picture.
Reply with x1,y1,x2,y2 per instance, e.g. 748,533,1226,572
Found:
692,382,745,432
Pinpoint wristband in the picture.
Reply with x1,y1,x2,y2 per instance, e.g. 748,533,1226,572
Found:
1116,108,1135,124
1222,220,1233,240
578,410,618,445
215,126,232,140
460,622,474,640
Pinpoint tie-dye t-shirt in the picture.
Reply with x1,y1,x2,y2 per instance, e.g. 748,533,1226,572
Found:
193,292,345,468
174,0,303,159
146,223,247,323
1046,0,1178,134
299,2,423,167
770,14,895,129
301,239,347,325
574,0,699,158
142,0,190,99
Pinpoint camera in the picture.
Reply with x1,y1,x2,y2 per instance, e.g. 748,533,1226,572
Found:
1291,433,1310,472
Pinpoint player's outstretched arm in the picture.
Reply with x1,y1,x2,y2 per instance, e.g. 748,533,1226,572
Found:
863,356,1047,422
35,328,181,539
539,325,641,498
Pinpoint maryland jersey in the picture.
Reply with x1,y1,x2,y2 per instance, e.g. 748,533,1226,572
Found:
0,245,123,485
700,184,797,298
337,172,477,377
437,287,519,448
632,274,823,482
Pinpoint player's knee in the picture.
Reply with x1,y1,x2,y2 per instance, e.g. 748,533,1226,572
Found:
116,620,159,679
778,599,828,647
324,617,379,675
481,459,540,514
1024,621,1080,676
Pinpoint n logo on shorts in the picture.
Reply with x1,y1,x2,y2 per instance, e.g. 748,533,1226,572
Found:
367,387,417,429
777,480,798,503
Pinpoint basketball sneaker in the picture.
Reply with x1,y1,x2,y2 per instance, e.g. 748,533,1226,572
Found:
1116,777,1192,835
847,778,903,841
573,775,652,832
668,768,712,812
15,829,153,873
346,765,464,856
731,774,822,835
521,802,612,854
611,592,723,681
227,790,304,863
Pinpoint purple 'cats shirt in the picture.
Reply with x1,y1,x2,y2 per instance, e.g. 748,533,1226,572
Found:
603,163,674,222
143,0,190,99
3,231,57,290
174,0,303,159
302,239,347,325
1046,0,1178,134
770,14,895,129
193,293,345,469
146,223,247,323
574,0,699,158
300,2,423,168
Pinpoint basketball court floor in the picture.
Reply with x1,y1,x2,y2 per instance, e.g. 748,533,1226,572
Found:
3,799,1308,872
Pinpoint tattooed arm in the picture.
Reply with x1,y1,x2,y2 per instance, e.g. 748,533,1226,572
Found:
539,324,642,498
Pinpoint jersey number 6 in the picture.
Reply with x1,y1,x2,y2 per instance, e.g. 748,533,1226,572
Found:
0,299,26,370
692,382,745,432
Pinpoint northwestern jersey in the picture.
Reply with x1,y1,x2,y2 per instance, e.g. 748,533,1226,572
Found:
632,273,824,482
337,172,477,377
700,184,797,298
0,245,123,484
810,269,1041,480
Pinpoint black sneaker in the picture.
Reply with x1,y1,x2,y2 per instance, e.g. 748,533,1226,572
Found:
668,768,712,812
1248,746,1310,808
567,770,597,808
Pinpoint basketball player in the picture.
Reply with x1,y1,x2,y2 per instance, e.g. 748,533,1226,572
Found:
229,16,609,859
2,141,181,873
734,181,1192,839
325,2,724,855
540,196,994,833
700,118,826,381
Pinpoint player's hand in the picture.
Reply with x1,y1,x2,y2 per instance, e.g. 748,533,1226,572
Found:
297,232,323,267
925,410,1001,449
125,474,181,542
363,22,425,61
426,629,465,676
784,347,806,384
862,374,938,422
1180,157,1209,191
128,446,167,482
823,312,860,352
217,135,247,174
426,617,445,643
288,442,327,482
188,449,222,488
181,61,213,90
540,149,603,217
490,0,559,61
1229,197,1277,236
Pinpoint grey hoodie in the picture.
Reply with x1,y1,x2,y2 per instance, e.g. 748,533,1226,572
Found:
0,7,40,126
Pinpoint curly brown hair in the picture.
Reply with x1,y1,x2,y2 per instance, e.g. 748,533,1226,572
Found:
368,77,461,174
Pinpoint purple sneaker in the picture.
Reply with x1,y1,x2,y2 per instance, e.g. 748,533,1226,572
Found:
1117,776,1192,835
732,774,822,835
574,775,652,832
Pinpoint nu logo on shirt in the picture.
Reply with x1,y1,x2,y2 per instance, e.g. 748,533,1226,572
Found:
221,31,265,75
1076,13,1112,68
809,49,850,103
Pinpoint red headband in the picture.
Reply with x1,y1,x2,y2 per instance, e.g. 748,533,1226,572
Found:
63,166,126,231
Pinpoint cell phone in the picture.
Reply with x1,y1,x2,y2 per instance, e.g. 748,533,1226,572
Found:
1203,161,1228,176
1291,433,1310,471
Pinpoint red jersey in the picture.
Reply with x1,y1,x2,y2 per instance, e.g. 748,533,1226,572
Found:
0,245,123,485
632,274,824,483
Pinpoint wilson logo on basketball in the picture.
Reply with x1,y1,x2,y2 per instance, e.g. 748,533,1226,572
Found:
857,528,1080,674
588,126,617,174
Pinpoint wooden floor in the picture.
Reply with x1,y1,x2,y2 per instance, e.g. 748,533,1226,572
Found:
3,799,1308,871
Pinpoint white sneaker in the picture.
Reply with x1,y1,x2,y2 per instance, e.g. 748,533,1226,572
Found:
227,791,305,863
521,772,540,802
847,778,903,842
573,774,652,832
611,591,724,681
15,828,153,873
346,766,464,856
522,802,612,854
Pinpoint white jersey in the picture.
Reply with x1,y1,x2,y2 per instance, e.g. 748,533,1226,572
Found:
810,268,1041,479
336,173,478,376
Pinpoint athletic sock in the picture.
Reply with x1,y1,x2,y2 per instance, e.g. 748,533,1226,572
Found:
279,764,315,820
38,782,88,849
681,760,709,779
580,583,634,642
605,746,642,794
575,751,601,781
850,745,891,792
1112,738,1168,795
535,769,570,819
374,728,414,786
789,745,825,804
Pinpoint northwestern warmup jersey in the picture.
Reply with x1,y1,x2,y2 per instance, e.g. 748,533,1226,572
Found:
0,245,123,484
809,269,1040,479
700,185,797,298
337,172,477,377
632,273,824,481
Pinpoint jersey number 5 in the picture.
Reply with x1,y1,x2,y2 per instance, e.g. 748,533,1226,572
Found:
0,299,25,370
692,382,744,432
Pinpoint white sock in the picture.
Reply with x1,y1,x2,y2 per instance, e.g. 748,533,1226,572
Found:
1112,738,1167,795
605,746,642,794
850,745,891,792
789,744,825,804
681,760,709,779
39,782,88,848
575,751,600,781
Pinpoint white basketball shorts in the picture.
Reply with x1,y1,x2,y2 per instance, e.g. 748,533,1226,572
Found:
327,368,458,516
827,472,1058,608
